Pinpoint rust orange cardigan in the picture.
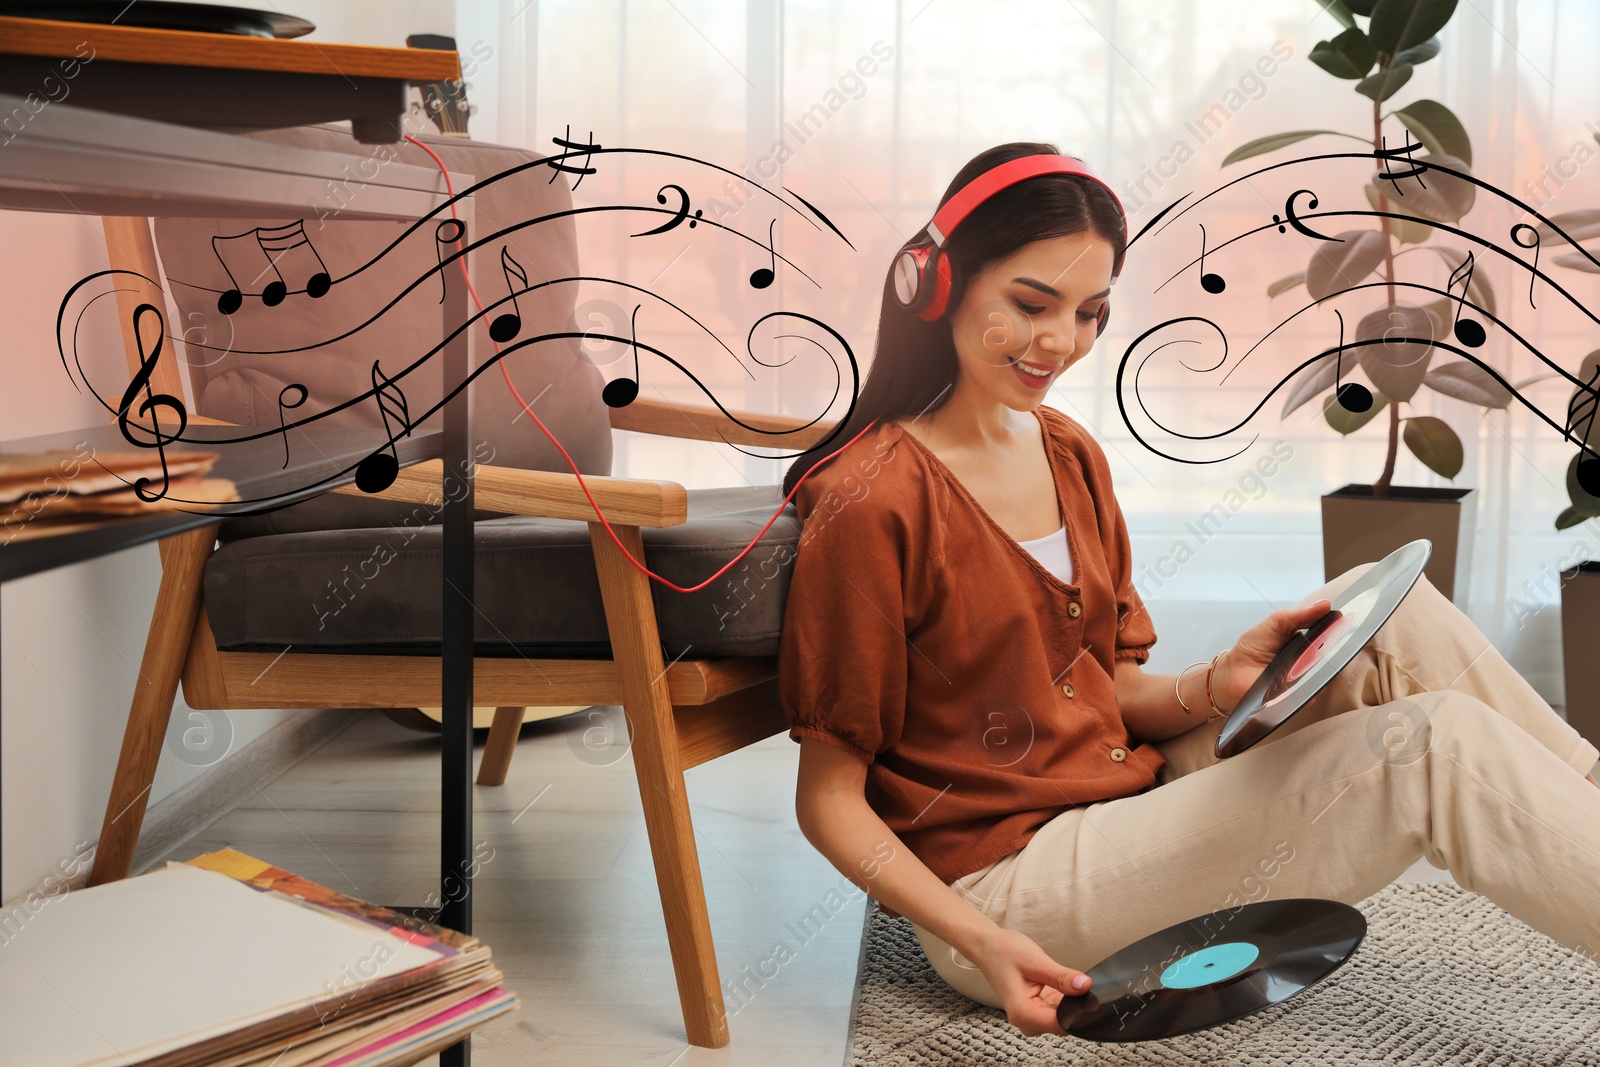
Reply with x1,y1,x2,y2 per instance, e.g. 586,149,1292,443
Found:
779,403,1167,888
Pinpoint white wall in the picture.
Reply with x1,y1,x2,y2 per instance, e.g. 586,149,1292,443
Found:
0,0,457,902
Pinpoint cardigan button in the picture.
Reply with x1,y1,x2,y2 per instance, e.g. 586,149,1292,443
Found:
1110,747,1128,762
1061,683,1076,698
1067,601,1082,618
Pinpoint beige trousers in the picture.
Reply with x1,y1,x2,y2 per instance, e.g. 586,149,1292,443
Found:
913,562,1600,1007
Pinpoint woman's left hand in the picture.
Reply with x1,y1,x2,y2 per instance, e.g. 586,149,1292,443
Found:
1209,599,1333,714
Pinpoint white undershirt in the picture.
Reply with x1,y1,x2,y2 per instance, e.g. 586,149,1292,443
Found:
1015,524,1073,584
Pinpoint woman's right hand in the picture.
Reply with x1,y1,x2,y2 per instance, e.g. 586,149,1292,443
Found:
970,925,1093,1036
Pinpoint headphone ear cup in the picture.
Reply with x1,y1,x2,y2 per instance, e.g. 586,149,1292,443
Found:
917,251,956,322
1095,301,1111,338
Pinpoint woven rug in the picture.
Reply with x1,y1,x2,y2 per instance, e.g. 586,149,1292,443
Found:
846,882,1600,1065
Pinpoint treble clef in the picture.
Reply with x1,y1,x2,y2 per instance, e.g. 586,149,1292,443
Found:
117,302,189,502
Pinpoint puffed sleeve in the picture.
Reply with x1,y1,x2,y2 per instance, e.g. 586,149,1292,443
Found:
778,465,926,764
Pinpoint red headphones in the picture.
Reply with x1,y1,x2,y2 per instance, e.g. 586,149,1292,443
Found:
891,154,1126,335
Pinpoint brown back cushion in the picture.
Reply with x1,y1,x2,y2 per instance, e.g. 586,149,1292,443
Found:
153,123,612,538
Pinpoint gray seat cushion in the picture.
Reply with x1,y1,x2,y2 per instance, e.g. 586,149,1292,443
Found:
204,484,798,659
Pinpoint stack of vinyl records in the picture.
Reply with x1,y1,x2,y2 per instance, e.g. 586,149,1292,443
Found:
0,849,516,1066
0,448,238,537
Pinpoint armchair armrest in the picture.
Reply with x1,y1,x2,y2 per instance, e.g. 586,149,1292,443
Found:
330,459,690,527
609,396,839,450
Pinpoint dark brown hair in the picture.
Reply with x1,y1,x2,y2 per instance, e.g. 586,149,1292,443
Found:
780,140,1127,499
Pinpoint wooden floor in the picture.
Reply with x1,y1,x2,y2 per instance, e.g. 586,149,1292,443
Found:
153,711,1453,1066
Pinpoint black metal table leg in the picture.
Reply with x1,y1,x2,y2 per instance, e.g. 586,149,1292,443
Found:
439,214,475,1067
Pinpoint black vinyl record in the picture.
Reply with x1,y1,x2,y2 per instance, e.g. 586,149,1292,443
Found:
0,1,314,38
1056,898,1366,1042
1216,539,1432,759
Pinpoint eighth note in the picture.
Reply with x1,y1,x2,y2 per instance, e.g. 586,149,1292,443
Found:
1568,364,1600,496
749,219,777,289
490,246,528,343
212,221,331,315
1445,251,1486,348
1197,224,1225,294
601,305,644,409
356,360,412,494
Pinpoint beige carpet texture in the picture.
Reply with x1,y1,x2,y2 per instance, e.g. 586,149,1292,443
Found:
847,882,1600,1066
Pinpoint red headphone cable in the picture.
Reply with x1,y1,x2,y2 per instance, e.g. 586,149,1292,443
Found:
403,132,872,594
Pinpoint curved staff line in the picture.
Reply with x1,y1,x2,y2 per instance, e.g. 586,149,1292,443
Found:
151,313,862,508
1117,318,1599,464
1131,149,1600,275
62,285,138,394
1151,206,1600,329
76,323,852,457
167,199,821,309
173,270,749,374
1115,324,1256,464
715,329,848,461
168,144,834,300
1217,278,1586,392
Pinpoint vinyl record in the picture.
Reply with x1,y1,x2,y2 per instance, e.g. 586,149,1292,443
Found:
1215,539,1432,759
0,1,315,38
1056,897,1366,1042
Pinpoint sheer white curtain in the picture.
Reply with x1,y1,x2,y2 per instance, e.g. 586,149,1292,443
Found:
462,0,1600,705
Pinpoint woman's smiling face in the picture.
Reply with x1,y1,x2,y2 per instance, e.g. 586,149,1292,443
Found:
946,231,1116,405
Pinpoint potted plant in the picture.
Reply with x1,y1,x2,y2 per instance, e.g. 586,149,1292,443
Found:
1221,0,1506,603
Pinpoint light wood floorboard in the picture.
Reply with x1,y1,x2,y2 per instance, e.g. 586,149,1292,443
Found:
151,711,1453,1065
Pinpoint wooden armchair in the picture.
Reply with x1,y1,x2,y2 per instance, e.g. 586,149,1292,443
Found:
85,126,837,1049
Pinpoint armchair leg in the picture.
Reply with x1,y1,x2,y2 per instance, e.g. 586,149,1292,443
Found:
89,524,217,885
589,522,729,1048
476,706,524,786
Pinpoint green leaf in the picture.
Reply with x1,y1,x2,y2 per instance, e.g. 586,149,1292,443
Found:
1306,230,1390,300
1312,29,1379,78
1569,453,1600,513
1392,35,1442,65
1403,415,1464,478
1553,249,1600,274
1357,304,1435,401
1393,99,1472,166
1424,361,1513,408
1283,346,1359,418
1533,208,1600,245
1317,0,1358,29
1364,182,1434,243
1345,0,1378,14
1369,0,1459,55
1221,130,1359,167
1325,388,1390,434
1268,271,1307,297
1555,505,1590,530
1357,62,1414,102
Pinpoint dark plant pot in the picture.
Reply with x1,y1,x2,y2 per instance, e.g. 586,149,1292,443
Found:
1321,484,1477,604
1560,560,1600,748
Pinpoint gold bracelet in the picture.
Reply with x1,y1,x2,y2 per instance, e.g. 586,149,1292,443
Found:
1175,660,1209,715
1203,648,1231,723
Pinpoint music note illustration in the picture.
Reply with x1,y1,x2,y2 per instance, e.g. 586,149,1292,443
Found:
547,124,600,189
356,361,412,493
212,221,331,315
117,302,189,501
1445,251,1486,348
1328,309,1373,414
1511,223,1542,309
601,305,644,409
489,246,527,343
749,219,777,289
277,383,309,469
1375,134,1427,189
433,218,466,302
632,183,703,237
1197,224,1225,294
